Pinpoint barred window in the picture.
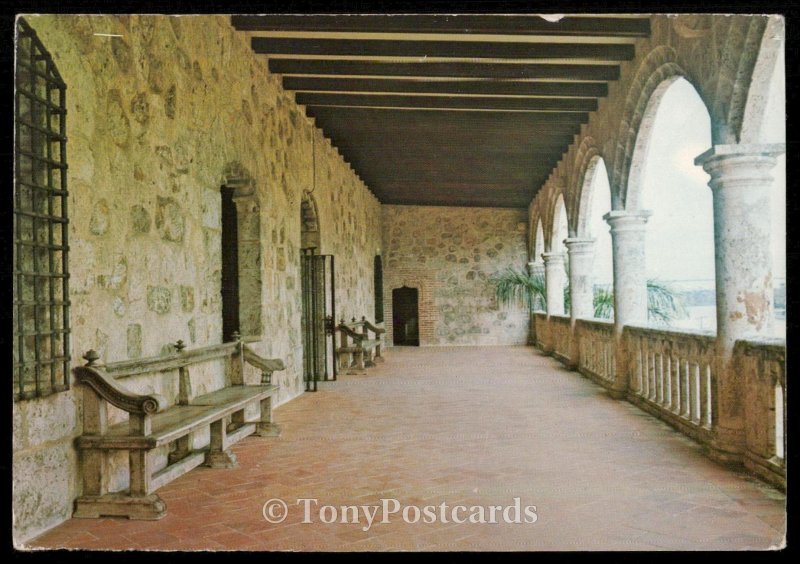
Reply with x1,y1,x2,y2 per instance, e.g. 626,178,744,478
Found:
13,18,70,401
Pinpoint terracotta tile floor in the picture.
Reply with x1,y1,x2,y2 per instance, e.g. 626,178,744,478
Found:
29,346,785,551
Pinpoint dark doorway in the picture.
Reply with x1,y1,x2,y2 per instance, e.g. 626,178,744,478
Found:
392,287,419,346
373,255,384,324
220,187,239,342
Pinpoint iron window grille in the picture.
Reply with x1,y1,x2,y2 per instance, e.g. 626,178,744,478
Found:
13,18,71,401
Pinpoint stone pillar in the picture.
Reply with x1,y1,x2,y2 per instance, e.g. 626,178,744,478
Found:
565,238,595,368
526,260,545,345
695,143,784,462
540,252,566,354
603,210,651,398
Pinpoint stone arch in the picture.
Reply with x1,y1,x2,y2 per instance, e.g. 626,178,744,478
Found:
550,193,569,252
739,15,785,144
221,160,255,198
611,46,694,210
539,177,567,251
572,137,605,237
532,219,545,263
300,192,321,250
528,200,545,261
710,16,770,144
220,161,263,338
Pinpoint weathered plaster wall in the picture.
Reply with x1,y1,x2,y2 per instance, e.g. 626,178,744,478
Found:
13,14,380,544
382,205,529,346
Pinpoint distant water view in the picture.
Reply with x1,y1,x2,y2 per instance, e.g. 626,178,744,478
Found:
593,278,786,337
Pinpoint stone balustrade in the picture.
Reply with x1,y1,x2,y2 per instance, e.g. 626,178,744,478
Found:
576,319,615,386
533,312,548,350
736,338,786,489
549,314,572,363
532,313,786,490
624,325,717,444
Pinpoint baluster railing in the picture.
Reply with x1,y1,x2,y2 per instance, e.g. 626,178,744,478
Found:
624,325,716,440
736,338,786,489
576,318,615,386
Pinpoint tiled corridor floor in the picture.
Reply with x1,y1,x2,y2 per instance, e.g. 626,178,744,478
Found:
29,346,785,551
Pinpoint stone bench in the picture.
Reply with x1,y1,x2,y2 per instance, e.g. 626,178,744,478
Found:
336,316,385,374
72,336,285,520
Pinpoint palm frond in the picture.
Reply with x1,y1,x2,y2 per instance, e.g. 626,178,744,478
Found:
646,279,687,324
593,286,615,319
489,267,546,312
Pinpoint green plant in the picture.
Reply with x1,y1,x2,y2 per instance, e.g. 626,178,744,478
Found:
491,268,686,324
489,267,545,313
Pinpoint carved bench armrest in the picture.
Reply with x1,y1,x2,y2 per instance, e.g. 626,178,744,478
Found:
242,345,286,384
74,365,168,415
337,324,365,342
361,317,386,337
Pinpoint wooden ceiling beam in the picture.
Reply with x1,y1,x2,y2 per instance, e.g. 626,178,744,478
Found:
232,15,651,37
306,105,586,125
298,93,596,111
253,37,635,60
284,76,608,97
269,59,620,81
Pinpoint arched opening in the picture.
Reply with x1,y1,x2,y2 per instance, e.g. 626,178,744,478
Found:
636,77,715,330
551,195,569,315
299,193,328,390
219,164,263,342
581,157,614,320
220,186,240,341
373,255,384,323
531,219,546,313
392,287,419,346
533,219,545,263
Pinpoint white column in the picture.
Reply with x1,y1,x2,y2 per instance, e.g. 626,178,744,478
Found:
526,261,546,345
604,210,651,397
695,143,784,461
564,238,596,321
541,252,566,317
564,238,595,368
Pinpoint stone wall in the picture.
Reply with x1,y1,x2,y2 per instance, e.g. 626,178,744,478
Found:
13,14,381,544
381,205,529,346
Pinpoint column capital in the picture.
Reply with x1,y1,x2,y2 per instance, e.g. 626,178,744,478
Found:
603,209,652,232
695,144,785,192
694,143,785,167
540,252,565,265
564,237,596,255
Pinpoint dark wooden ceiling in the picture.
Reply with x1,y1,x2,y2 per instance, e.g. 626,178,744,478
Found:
232,15,650,208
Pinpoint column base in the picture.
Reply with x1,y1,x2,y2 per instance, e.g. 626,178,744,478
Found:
607,387,627,400
704,433,745,467
74,493,167,520
253,422,282,437
204,449,238,469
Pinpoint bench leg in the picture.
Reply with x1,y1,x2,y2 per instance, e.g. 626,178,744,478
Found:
168,435,192,465
204,419,238,468
364,348,376,368
374,343,385,362
74,449,166,520
347,350,366,374
253,396,282,437
338,351,351,373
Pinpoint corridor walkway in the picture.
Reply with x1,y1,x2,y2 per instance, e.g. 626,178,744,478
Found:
29,346,785,551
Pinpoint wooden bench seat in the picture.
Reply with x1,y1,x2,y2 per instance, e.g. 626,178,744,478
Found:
335,316,385,374
76,384,279,450
72,337,285,520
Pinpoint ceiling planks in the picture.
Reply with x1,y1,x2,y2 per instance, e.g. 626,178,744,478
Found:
233,14,650,208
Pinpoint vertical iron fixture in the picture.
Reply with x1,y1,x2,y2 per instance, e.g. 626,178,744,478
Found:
14,18,70,400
